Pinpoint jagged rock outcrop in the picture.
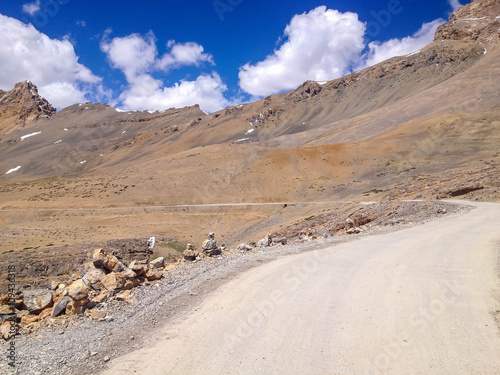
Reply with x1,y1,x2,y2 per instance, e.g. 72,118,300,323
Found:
0,81,56,134
285,80,323,102
435,0,500,44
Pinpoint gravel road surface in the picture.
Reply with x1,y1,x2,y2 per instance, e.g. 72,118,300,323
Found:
103,200,500,375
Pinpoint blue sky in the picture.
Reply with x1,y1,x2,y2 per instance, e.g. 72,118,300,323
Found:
0,0,469,112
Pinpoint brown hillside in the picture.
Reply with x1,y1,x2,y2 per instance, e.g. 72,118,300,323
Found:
0,0,498,283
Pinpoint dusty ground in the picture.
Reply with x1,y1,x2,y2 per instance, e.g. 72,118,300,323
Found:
0,201,468,294
0,200,477,375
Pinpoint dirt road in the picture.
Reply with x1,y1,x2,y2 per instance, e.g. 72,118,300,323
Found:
103,201,500,375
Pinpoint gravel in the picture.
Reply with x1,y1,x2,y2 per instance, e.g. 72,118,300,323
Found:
1,201,472,375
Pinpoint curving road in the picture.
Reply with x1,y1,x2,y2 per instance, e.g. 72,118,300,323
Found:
103,201,500,375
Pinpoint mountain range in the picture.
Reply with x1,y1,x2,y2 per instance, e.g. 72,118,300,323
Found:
0,0,498,255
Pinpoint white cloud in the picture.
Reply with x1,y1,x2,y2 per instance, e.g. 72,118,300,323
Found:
101,31,226,113
119,73,229,113
157,40,214,70
0,13,106,108
361,18,445,68
22,0,40,16
76,20,87,27
238,7,449,97
101,31,158,80
238,6,366,97
101,32,214,78
449,0,463,12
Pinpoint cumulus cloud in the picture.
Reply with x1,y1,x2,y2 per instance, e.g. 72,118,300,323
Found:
157,40,214,70
361,18,445,68
119,73,229,113
101,31,158,81
238,6,449,97
22,0,40,16
238,6,366,97
101,31,227,113
0,13,106,108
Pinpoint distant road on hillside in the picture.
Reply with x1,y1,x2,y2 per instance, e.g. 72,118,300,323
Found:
104,200,500,375
0,200,355,212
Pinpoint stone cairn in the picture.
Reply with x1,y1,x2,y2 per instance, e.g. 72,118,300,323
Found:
183,243,199,261
202,232,222,257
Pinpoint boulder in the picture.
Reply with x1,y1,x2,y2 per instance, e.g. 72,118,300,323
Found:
79,261,98,277
53,289,65,305
0,294,9,305
92,248,108,268
83,268,107,289
122,267,137,279
183,249,197,261
116,290,135,305
66,279,90,301
0,308,16,324
38,308,53,320
1,321,15,340
52,296,72,318
50,280,59,290
128,260,145,276
257,236,271,247
38,292,54,310
345,218,355,229
90,309,107,320
66,299,89,316
145,269,163,281
26,291,54,314
20,315,39,326
92,290,109,303
123,278,141,290
203,240,217,251
150,257,165,269
238,243,254,251
106,255,124,273
272,237,287,245
0,305,13,315
16,310,29,318
101,273,126,291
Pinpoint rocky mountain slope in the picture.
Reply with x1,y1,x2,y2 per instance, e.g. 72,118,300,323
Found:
0,81,56,135
0,0,498,273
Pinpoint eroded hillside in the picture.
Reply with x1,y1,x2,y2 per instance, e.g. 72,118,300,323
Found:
0,0,498,284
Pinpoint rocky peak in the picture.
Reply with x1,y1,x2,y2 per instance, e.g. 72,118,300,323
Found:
0,80,56,134
285,80,323,102
434,0,500,44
